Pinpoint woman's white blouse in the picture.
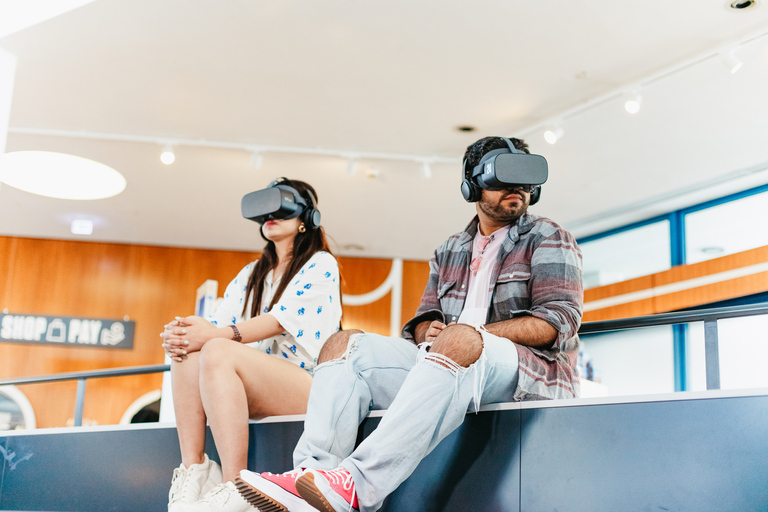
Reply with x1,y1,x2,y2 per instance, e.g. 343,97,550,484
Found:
208,251,342,370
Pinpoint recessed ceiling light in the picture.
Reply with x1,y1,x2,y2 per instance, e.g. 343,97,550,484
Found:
0,151,126,200
700,246,725,254
456,126,476,132
71,219,93,235
730,0,757,9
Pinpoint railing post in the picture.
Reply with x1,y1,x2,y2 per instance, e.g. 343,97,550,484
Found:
74,378,86,427
703,320,721,390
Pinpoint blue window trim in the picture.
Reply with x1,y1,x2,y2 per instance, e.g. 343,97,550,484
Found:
576,182,768,249
576,182,768,392
576,213,672,245
677,182,768,217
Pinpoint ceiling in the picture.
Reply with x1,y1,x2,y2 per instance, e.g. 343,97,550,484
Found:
1,0,768,260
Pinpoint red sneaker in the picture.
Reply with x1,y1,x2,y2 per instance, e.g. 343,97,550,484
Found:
296,468,359,512
236,468,316,512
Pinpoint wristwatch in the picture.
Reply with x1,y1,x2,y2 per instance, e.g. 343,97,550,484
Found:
229,324,242,342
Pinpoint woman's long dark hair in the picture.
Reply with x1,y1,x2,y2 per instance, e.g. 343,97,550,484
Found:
242,179,339,319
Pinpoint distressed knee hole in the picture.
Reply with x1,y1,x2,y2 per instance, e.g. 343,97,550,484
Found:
429,324,483,368
317,329,364,364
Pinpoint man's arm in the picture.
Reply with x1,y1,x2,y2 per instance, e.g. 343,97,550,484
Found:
520,223,583,350
484,316,557,349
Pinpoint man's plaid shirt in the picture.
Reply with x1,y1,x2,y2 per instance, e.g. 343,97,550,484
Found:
403,213,583,401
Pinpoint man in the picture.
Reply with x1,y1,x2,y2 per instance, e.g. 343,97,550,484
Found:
236,136,583,512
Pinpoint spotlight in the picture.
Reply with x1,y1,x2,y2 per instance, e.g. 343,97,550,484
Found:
250,151,263,169
721,48,743,74
160,145,175,165
543,125,564,145
347,158,357,176
624,91,642,114
422,161,432,179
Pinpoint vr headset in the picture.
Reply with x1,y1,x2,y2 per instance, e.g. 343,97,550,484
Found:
460,137,548,205
241,178,321,229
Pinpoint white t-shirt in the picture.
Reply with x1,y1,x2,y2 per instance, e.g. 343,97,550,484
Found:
208,251,342,370
457,225,510,326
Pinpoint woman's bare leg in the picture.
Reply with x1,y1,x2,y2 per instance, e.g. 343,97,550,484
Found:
199,339,313,482
171,352,208,468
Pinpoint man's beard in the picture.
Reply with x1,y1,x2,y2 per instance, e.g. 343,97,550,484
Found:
477,193,529,225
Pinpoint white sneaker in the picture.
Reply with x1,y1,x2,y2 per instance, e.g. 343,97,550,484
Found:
185,481,256,512
168,454,223,511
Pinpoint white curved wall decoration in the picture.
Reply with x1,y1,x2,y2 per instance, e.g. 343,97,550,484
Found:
0,385,36,430
342,258,403,336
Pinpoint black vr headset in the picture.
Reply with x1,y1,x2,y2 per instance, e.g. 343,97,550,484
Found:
461,137,548,205
241,177,321,229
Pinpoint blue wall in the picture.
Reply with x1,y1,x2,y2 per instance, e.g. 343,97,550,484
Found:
1,394,767,511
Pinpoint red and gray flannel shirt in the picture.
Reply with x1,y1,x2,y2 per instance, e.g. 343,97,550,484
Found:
402,213,583,401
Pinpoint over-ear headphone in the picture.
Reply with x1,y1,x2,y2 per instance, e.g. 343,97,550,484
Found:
269,177,322,230
461,138,542,205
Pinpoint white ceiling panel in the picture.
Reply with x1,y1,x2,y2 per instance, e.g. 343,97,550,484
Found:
1,0,767,259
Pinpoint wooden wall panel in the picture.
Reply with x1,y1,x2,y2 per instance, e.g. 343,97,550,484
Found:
337,256,392,335
653,272,768,313
583,275,654,303
401,260,430,325
0,236,257,428
583,244,768,321
582,299,655,323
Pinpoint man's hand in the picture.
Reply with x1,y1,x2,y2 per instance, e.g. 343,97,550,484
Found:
415,320,456,344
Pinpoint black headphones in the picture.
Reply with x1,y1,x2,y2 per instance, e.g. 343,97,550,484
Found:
269,177,322,230
461,138,542,205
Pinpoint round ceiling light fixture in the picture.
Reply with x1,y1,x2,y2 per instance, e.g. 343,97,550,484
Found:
0,151,126,200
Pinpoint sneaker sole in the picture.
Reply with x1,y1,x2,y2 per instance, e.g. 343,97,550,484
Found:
234,476,288,512
295,473,337,512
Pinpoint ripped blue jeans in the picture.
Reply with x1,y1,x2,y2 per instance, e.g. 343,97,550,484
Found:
292,330,520,512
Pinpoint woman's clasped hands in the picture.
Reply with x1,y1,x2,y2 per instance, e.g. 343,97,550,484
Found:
161,315,219,362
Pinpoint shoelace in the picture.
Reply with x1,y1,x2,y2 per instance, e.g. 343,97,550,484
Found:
322,469,356,512
169,467,189,503
201,483,231,505
265,468,304,478
323,468,354,491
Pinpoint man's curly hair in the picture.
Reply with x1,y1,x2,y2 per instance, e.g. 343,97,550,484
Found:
463,137,530,179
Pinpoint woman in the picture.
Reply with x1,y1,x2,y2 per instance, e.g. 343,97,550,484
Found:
161,178,342,512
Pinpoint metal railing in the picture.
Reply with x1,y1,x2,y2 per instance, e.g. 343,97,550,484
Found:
0,364,169,427
579,302,768,390
1,303,766,426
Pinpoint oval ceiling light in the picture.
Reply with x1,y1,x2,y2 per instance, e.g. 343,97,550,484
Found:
0,151,126,200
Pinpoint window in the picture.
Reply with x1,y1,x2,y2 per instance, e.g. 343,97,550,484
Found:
685,189,768,264
580,220,671,289
687,315,768,391
580,326,676,396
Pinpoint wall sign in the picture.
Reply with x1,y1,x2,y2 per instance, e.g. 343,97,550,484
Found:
0,313,135,350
